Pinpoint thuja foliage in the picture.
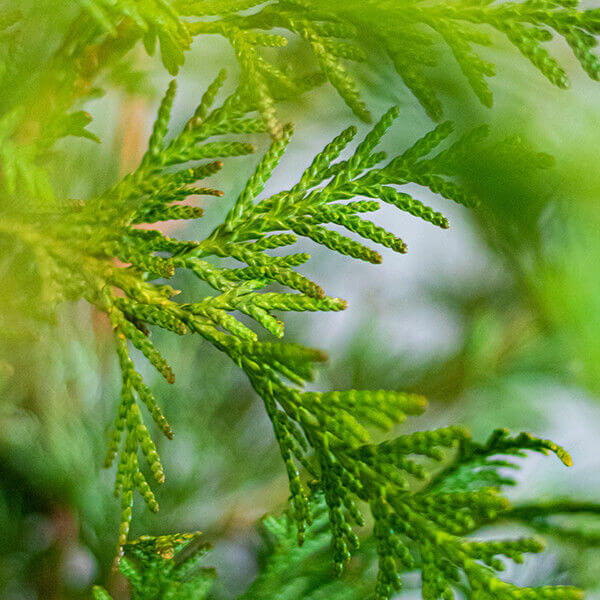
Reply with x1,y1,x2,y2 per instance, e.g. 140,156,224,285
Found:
92,532,216,600
93,429,599,600
92,499,371,600
79,0,600,134
3,75,589,599
2,2,600,600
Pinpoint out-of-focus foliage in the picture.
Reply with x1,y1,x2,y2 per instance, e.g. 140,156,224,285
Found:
2,1,600,600
76,0,600,134
469,144,600,399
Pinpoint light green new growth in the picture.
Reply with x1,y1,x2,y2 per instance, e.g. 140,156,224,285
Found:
80,0,600,133
5,75,581,600
97,81,484,558
2,3,599,600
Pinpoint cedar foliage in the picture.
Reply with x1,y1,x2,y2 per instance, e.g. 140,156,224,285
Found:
82,0,600,132
1,2,600,600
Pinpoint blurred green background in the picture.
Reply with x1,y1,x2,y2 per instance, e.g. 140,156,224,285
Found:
2,2,600,598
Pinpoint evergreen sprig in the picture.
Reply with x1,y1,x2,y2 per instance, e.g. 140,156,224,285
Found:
79,0,193,75
358,428,575,600
72,0,600,136
92,85,479,558
4,75,575,600
2,5,598,600
2,70,577,599
238,500,374,600
92,454,600,600
92,532,216,600
182,0,600,131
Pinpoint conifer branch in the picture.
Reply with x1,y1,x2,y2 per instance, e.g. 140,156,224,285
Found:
70,1,600,135
93,480,600,600
1,6,598,599
7,76,568,600
2,67,577,599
